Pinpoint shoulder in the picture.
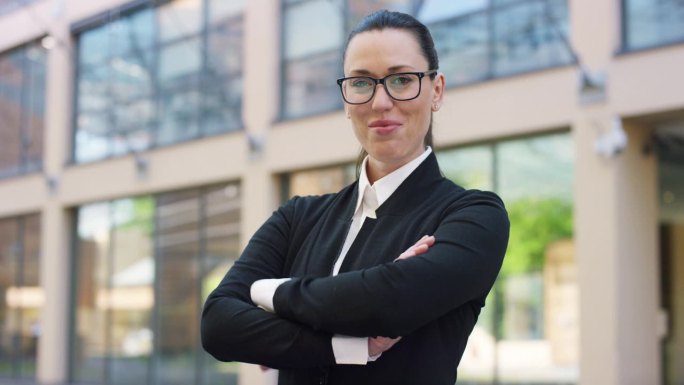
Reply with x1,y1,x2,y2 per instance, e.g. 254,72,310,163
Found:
279,183,357,222
434,179,508,224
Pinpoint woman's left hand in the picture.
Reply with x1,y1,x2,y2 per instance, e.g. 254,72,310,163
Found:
395,235,435,261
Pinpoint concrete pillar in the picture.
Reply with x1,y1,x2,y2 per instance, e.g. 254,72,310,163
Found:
37,15,73,385
238,1,280,385
573,109,620,385
574,111,660,385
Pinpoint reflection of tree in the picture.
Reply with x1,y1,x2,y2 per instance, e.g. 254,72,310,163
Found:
502,197,573,276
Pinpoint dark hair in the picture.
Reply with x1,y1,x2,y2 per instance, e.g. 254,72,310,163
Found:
343,10,439,176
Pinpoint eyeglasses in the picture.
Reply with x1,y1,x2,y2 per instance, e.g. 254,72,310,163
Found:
336,70,438,105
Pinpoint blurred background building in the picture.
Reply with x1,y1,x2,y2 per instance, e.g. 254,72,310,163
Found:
0,0,682,384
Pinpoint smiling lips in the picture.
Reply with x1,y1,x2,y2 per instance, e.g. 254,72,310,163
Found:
368,119,402,135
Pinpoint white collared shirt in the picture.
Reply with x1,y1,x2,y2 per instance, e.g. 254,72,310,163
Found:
332,147,433,275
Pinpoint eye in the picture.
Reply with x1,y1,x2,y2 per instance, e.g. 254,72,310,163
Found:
388,74,415,87
350,78,373,89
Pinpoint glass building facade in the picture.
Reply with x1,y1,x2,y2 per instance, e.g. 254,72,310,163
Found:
0,41,46,179
281,0,573,119
0,214,41,381
622,0,684,51
0,0,680,384
71,183,241,385
73,0,245,163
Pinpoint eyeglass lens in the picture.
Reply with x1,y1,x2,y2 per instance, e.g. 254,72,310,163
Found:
341,73,421,104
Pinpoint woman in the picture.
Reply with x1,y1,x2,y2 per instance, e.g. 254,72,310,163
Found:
201,10,509,385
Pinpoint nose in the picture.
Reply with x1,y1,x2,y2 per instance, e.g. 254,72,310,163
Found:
370,84,394,111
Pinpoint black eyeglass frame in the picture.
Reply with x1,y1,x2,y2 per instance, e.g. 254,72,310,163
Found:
336,69,438,105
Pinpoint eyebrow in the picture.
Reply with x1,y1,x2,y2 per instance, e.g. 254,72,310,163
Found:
348,65,416,76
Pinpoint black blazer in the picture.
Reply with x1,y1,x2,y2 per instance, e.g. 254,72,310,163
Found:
202,153,509,385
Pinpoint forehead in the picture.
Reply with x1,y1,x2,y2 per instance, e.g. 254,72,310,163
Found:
344,28,428,75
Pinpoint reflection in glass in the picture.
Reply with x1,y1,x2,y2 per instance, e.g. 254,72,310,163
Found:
207,18,244,77
74,2,244,163
109,8,155,56
346,0,413,31
79,25,110,67
159,38,202,86
283,51,342,119
417,0,487,24
18,215,41,378
109,197,154,385
158,0,203,42
23,46,46,174
495,133,576,384
493,0,572,76
437,132,576,384
0,214,42,379
73,203,110,383
624,0,684,50
201,185,241,385
202,77,243,135
72,184,241,385
0,42,45,178
284,0,344,60
157,190,201,385
437,145,493,190
282,164,356,200
158,90,200,145
0,218,18,377
208,0,246,24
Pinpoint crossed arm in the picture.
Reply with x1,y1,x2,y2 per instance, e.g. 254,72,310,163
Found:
201,195,508,368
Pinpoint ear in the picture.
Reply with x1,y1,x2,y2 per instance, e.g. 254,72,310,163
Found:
345,106,351,119
431,72,445,111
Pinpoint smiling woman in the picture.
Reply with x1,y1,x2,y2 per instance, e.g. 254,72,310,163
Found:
202,10,509,385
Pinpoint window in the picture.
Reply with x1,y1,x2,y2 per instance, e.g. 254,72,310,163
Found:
280,163,356,200
0,42,46,178
71,183,241,385
0,214,42,380
0,0,38,16
281,0,572,118
623,0,684,51
437,132,577,384
73,0,245,164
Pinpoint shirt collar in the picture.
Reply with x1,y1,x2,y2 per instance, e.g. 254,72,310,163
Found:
355,147,433,214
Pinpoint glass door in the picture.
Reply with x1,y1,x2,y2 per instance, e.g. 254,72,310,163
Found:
657,125,684,385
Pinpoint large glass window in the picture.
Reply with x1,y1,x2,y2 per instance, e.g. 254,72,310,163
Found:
0,214,42,380
0,0,38,16
280,163,356,200
73,0,245,163
72,183,241,385
281,0,572,118
438,132,576,384
623,0,684,51
0,42,46,178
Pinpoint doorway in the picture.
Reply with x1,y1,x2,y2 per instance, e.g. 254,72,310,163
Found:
657,124,684,385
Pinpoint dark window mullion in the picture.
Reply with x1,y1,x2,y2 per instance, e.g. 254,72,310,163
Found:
199,0,210,138
104,202,116,385
487,0,496,80
151,195,161,385
151,3,162,149
18,48,30,175
196,188,208,385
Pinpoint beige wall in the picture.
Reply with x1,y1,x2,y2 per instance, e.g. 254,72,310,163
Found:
0,0,682,384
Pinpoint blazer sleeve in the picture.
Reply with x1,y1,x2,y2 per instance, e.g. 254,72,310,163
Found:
201,197,336,369
272,192,509,338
